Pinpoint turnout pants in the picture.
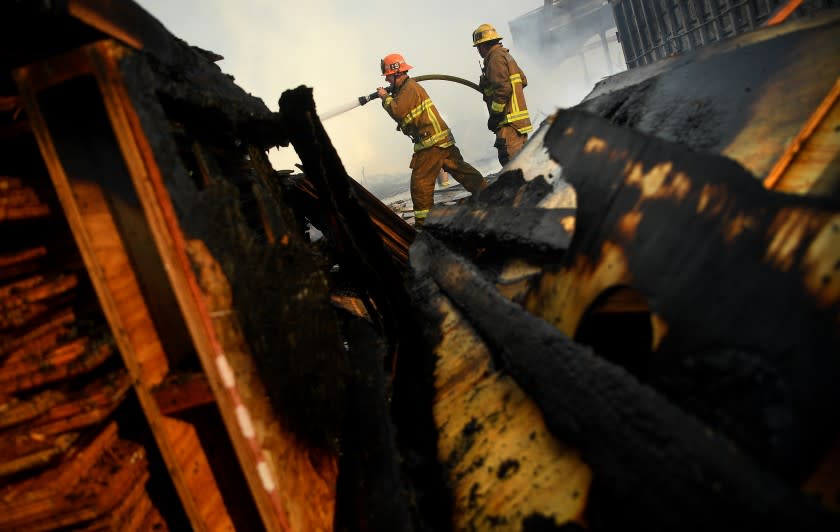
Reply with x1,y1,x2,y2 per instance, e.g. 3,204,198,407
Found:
494,125,528,166
410,145,487,224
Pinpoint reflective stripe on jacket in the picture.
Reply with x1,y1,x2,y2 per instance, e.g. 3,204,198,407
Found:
479,45,533,134
382,77,455,152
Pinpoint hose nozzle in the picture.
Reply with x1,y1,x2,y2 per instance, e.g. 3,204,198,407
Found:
359,91,379,106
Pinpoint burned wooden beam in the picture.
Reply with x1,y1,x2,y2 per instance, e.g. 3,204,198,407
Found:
425,205,574,257
410,231,839,531
280,85,453,531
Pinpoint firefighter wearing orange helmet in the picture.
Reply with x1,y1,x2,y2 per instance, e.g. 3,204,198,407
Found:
473,23,532,166
377,53,487,226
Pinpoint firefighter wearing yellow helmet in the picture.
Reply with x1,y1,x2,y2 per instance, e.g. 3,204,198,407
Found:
377,53,487,226
473,23,532,166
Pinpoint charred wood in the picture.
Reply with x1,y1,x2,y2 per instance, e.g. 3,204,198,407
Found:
425,205,573,258
410,232,838,531
117,51,351,451
541,108,840,479
280,85,452,531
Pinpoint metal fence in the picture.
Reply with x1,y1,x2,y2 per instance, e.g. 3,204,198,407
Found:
611,0,840,68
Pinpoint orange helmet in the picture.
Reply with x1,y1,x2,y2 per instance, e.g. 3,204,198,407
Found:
381,53,413,76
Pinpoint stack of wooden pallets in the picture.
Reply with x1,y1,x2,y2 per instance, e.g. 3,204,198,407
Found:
0,174,167,531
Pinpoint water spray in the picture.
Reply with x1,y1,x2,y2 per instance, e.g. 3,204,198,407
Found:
320,91,380,121
319,74,481,122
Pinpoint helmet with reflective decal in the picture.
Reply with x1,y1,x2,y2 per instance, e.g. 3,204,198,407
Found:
381,53,413,76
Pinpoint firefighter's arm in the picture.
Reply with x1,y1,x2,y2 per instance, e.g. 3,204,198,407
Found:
488,54,512,114
478,74,492,105
381,90,413,124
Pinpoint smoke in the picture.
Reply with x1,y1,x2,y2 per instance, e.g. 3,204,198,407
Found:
135,0,625,194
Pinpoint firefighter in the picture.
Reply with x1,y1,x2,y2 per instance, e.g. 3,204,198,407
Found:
473,23,533,166
377,53,487,226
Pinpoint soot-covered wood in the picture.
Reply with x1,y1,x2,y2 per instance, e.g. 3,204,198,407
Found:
410,232,839,531
425,205,573,257
118,52,351,452
279,85,453,531
543,109,840,480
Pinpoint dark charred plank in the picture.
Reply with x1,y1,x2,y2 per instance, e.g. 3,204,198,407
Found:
426,205,574,257
473,169,555,208
540,108,840,479
280,85,451,531
333,316,414,532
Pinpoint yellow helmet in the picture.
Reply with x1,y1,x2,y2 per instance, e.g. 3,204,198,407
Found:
472,23,502,47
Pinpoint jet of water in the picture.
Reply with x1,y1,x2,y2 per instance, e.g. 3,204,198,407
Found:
320,91,380,121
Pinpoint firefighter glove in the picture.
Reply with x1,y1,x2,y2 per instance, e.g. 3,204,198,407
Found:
487,113,503,132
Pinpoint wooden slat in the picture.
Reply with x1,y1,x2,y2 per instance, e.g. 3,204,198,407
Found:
1,321,74,364
0,389,62,430
76,471,150,532
0,337,113,395
26,370,131,436
0,431,78,478
0,307,75,359
7,438,147,531
0,246,47,282
0,246,47,268
152,371,215,415
0,424,116,503
0,274,78,330
0,204,50,222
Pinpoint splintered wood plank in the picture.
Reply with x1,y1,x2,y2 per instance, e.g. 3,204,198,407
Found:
119,489,155,532
0,307,75,358
0,247,47,268
0,336,113,395
6,437,147,531
0,423,116,504
24,369,131,436
0,389,62,430
152,371,215,415
0,321,74,365
76,471,149,532
0,186,40,208
0,174,49,220
14,49,233,532
0,204,50,222
0,432,78,478
0,274,78,330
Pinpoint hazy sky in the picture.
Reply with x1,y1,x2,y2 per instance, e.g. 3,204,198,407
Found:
134,0,605,188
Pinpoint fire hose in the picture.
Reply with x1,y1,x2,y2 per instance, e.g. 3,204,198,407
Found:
319,74,481,121
357,74,481,105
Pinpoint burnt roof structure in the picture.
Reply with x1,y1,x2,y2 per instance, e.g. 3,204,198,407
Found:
1,1,839,531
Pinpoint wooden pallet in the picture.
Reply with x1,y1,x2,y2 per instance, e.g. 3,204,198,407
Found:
11,38,339,531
